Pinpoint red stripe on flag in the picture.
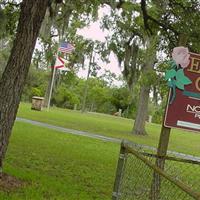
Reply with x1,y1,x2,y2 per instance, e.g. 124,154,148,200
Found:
51,65,64,69
58,57,65,64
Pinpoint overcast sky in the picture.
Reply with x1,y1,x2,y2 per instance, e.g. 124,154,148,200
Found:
77,6,122,83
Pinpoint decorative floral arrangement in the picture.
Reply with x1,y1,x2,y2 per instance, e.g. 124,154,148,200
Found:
165,47,192,104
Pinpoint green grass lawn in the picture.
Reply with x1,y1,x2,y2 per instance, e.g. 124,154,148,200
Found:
1,102,199,199
17,103,200,156
1,122,119,199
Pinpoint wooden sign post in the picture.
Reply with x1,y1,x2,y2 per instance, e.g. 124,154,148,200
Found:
150,126,171,200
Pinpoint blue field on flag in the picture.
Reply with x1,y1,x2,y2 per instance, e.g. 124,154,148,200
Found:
58,42,75,53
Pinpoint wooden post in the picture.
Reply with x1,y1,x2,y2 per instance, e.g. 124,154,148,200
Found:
157,126,171,162
112,141,127,200
150,36,187,199
150,126,171,200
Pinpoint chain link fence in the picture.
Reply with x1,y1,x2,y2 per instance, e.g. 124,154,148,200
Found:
112,140,200,200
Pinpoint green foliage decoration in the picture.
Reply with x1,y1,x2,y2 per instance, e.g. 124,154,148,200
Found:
165,60,192,104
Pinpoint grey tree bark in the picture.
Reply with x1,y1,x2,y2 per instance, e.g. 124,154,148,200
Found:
81,49,93,113
132,36,156,135
0,0,49,170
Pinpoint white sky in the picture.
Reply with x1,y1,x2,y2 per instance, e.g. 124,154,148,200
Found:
77,6,122,84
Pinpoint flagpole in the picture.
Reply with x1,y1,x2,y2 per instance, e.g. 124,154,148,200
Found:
47,54,58,111
46,42,74,110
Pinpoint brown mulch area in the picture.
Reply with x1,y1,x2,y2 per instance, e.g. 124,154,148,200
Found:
0,173,25,192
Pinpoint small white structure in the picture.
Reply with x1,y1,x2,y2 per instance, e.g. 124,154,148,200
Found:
31,96,44,111
148,115,152,123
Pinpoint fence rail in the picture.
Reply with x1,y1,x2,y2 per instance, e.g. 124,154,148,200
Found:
112,140,200,200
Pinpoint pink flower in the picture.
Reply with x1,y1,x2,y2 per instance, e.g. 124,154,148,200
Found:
172,46,190,68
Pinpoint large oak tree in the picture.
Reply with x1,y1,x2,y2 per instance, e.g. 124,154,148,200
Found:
103,0,200,135
0,0,51,171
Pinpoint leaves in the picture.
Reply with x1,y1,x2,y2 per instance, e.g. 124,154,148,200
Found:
165,61,192,104
180,76,192,85
175,80,184,90
176,69,184,79
121,2,138,12
165,67,192,91
176,69,192,85
168,60,177,69
165,69,176,80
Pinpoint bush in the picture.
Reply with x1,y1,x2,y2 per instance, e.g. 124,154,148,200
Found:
53,85,80,109
31,87,43,97
152,109,164,124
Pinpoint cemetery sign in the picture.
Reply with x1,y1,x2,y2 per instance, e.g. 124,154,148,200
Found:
164,49,200,132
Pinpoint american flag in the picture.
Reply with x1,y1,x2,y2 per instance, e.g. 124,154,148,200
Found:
58,42,75,53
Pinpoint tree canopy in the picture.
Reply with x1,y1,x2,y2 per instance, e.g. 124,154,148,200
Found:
0,0,200,170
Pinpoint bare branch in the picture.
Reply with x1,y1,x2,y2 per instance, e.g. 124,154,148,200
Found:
140,0,179,37
140,0,153,35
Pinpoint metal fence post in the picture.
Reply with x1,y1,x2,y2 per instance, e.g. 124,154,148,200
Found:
112,141,127,200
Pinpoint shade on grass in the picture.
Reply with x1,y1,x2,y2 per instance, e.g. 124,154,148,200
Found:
1,103,200,199
2,122,119,199
18,103,200,156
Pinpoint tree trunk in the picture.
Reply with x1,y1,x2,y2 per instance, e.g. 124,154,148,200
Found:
81,49,93,113
132,86,150,135
132,36,156,135
0,0,49,170
153,86,158,106
44,64,54,107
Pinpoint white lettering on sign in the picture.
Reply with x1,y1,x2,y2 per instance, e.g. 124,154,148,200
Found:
187,104,200,113
195,113,200,119
186,104,200,118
